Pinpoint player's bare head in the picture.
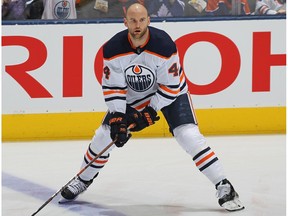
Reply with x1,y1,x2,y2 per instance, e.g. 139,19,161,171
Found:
124,3,150,27
124,3,150,41
126,3,149,18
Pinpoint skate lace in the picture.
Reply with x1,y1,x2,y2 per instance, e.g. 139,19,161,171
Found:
216,183,231,199
67,178,88,195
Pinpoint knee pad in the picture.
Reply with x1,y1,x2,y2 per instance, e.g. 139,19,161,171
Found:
173,123,207,157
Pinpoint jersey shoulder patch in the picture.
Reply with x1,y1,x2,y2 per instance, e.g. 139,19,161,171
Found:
103,29,130,59
146,26,177,58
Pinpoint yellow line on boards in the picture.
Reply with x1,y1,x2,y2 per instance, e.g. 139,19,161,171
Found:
2,107,285,141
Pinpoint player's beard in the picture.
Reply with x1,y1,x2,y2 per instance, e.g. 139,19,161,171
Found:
129,26,148,40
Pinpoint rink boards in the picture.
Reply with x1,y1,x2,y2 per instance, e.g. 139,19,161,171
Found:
2,107,285,141
2,18,286,141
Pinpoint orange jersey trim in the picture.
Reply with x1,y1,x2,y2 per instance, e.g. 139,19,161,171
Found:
134,100,150,111
128,31,150,49
104,52,135,61
180,70,186,82
103,90,127,96
159,84,180,95
144,50,177,60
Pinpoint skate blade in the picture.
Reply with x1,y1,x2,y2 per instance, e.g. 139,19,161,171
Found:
58,196,77,204
222,198,245,212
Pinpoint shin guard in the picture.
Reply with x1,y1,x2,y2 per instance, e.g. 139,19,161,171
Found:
174,124,226,185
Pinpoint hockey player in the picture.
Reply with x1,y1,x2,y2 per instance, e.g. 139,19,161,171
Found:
59,3,244,212
254,0,286,15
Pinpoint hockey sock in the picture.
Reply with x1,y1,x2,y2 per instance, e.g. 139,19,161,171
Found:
79,143,110,181
193,146,225,185
174,124,226,185
79,125,115,181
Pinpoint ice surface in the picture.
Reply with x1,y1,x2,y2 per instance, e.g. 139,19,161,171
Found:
2,134,286,216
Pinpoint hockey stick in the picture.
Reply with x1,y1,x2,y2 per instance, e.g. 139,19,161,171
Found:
31,138,117,216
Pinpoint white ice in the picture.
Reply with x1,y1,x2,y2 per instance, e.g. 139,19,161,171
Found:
2,134,286,216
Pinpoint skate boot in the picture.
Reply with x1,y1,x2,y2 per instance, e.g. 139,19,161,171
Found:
58,177,93,204
216,179,245,212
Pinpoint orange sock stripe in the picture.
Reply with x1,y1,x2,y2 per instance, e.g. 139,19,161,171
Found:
195,152,215,167
86,151,109,164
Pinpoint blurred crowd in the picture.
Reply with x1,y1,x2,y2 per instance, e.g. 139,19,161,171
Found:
2,0,286,20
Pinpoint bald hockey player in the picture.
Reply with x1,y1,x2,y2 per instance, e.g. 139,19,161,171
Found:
58,3,244,212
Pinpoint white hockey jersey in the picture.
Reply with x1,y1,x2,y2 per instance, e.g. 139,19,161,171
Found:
254,0,286,14
102,26,188,114
42,0,77,19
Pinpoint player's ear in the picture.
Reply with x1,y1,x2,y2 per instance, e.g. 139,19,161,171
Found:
147,16,150,25
124,18,128,27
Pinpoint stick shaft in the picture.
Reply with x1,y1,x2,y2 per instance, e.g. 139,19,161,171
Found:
77,139,116,176
31,139,116,216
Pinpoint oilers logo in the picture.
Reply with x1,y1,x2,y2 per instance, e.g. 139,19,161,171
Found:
125,65,155,92
53,0,71,19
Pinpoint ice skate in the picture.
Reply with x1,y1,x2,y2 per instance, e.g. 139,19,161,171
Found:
216,179,245,212
58,177,92,204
